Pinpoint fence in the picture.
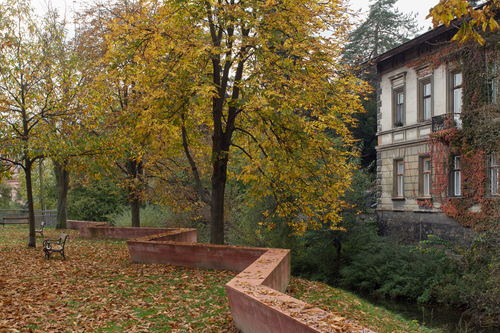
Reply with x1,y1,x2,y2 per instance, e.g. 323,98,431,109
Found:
0,209,58,228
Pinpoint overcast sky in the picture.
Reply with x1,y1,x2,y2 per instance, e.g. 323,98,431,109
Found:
32,0,439,32
348,0,439,31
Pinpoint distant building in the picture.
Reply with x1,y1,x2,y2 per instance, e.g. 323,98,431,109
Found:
0,166,22,205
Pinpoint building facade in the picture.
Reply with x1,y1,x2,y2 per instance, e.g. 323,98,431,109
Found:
371,24,500,244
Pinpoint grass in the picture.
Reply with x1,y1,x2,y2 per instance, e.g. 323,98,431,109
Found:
0,226,436,332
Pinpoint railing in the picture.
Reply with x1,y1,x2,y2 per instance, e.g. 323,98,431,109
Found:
0,209,57,227
432,113,462,132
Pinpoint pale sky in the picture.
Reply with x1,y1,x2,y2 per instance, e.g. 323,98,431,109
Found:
34,0,439,31
348,0,440,31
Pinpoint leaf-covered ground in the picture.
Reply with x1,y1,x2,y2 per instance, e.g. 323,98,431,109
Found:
0,227,431,333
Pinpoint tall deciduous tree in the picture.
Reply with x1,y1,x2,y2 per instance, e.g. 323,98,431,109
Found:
95,0,369,244
0,0,97,242
0,0,58,247
37,3,104,230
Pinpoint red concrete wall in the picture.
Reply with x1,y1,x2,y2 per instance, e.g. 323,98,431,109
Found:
127,240,267,271
225,286,324,333
67,220,108,230
144,230,198,243
78,223,374,333
79,226,195,240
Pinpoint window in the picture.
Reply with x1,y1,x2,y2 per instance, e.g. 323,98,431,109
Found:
450,156,461,197
391,73,406,128
395,90,404,126
396,161,404,197
419,78,432,121
423,83,432,120
423,158,431,197
452,72,462,128
488,62,499,104
491,153,499,196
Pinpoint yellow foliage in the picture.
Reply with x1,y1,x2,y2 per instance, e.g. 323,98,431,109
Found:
427,0,499,45
88,0,370,238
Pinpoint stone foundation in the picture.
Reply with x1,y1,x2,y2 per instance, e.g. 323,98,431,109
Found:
377,209,475,244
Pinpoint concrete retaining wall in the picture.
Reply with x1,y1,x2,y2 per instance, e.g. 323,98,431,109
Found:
128,238,266,271
67,220,109,230
80,224,374,333
79,226,196,240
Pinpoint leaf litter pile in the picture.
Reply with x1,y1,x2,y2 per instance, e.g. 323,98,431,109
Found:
0,226,429,333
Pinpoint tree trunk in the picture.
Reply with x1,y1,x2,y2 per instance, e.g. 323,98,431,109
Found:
39,159,45,212
335,242,342,271
126,159,143,228
209,129,230,244
130,196,140,228
210,168,226,245
25,160,36,248
53,160,70,229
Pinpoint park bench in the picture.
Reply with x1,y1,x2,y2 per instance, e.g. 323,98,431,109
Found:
1,216,28,226
43,233,68,260
35,221,45,237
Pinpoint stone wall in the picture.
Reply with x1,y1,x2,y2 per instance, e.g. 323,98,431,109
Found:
377,209,475,245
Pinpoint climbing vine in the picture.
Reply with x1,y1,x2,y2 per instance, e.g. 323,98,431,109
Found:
413,33,500,230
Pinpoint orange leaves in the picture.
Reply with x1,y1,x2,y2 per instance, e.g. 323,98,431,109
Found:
0,227,239,332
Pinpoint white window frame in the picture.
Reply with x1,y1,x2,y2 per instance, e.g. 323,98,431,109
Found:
453,156,461,197
452,73,462,128
491,153,499,196
396,91,404,125
423,82,432,120
423,158,431,197
397,161,404,197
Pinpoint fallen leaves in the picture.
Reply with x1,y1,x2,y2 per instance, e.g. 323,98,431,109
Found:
0,226,425,333
0,227,238,332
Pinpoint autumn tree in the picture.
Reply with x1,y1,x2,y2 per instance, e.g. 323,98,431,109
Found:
428,0,500,45
96,0,369,244
0,0,59,247
0,0,99,243
76,3,157,228
39,5,95,230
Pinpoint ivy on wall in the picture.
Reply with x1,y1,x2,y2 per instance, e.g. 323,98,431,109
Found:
410,34,500,230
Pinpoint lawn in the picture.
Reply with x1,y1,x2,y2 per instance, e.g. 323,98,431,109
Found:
0,226,433,333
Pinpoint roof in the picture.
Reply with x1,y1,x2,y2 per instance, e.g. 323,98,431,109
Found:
369,22,461,66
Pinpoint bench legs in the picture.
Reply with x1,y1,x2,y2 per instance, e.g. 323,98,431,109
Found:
43,248,65,260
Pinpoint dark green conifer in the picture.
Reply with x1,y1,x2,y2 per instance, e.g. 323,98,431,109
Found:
344,0,421,66
345,0,421,167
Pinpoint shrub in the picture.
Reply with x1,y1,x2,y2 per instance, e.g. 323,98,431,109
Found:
67,180,128,222
108,203,198,229
340,238,454,302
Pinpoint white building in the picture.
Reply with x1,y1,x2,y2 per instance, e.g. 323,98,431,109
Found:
369,23,498,243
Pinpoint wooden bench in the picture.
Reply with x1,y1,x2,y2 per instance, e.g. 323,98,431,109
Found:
1,217,29,226
36,221,45,237
43,233,68,260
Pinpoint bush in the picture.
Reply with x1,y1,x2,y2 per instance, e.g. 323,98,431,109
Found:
67,180,128,222
339,226,500,328
440,226,500,326
340,238,453,301
108,203,195,228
